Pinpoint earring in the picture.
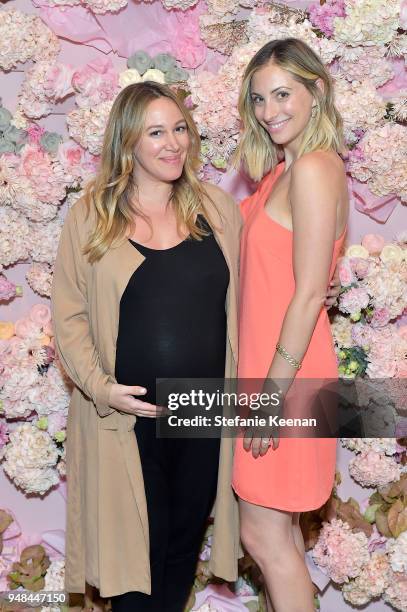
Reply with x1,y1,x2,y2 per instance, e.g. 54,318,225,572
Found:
311,105,317,118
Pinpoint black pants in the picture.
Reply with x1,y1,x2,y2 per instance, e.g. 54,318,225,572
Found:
110,418,220,612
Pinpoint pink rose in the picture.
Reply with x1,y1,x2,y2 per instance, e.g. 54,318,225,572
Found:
0,339,11,358
361,234,386,255
29,304,51,328
14,317,41,339
350,257,370,279
27,125,46,146
45,63,74,100
43,320,54,337
370,308,391,328
58,141,83,168
338,258,356,287
397,326,407,340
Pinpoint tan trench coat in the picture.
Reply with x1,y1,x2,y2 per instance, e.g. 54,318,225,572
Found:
51,183,243,598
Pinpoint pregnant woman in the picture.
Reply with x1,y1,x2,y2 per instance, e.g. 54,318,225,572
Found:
232,38,349,612
51,81,241,611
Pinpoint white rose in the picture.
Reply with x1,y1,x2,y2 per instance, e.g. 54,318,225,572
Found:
141,69,166,84
345,244,369,259
380,244,404,264
119,69,142,89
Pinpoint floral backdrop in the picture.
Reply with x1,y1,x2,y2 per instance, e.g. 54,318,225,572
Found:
0,0,406,609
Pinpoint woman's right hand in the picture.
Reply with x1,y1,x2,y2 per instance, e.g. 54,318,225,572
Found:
108,384,165,417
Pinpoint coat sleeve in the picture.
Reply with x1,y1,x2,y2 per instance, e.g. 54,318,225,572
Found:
51,206,115,418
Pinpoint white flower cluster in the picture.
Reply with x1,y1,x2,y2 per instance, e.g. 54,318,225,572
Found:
333,0,400,47
2,423,60,495
0,206,30,270
246,10,342,64
341,438,398,456
349,123,407,202
333,77,386,145
25,263,54,298
67,100,114,155
0,9,59,71
387,532,407,574
18,61,74,120
41,560,65,612
28,217,64,265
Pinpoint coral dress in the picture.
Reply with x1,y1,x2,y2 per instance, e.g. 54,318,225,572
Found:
232,162,346,511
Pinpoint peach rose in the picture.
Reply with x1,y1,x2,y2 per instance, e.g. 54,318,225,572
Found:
0,322,14,340
361,234,386,255
14,317,41,339
29,304,51,328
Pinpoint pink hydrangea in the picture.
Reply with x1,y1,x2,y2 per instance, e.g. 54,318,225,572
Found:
308,0,346,37
338,46,393,88
19,145,67,205
338,257,356,287
18,61,74,119
350,257,371,279
339,287,370,315
348,124,407,203
28,217,64,265
312,518,370,583
370,307,391,328
0,207,30,269
26,263,53,298
72,58,119,108
383,568,407,611
342,552,390,605
0,275,16,302
14,317,42,340
0,10,59,71
0,419,9,449
349,450,402,487
67,101,113,155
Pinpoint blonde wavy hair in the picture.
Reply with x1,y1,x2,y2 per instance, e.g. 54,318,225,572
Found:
83,81,210,263
234,38,345,181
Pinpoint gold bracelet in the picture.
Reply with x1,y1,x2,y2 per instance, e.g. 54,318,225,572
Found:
275,343,302,370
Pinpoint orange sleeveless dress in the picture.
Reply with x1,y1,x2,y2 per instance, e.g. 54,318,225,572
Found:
232,162,346,511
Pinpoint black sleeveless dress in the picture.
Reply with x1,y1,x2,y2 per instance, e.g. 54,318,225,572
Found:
115,216,229,403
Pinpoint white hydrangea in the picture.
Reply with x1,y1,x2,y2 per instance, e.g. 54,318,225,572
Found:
333,0,400,47
28,217,64,265
388,532,407,573
41,560,65,612
67,100,113,155
0,206,30,269
2,423,59,495
333,77,386,143
247,11,342,64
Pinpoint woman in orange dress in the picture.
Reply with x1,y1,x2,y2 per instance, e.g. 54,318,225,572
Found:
232,38,349,611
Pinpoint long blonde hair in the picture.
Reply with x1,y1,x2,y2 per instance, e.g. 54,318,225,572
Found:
83,81,210,263
234,38,345,181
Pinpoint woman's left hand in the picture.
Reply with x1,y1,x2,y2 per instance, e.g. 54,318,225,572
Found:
243,424,280,457
325,265,341,308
